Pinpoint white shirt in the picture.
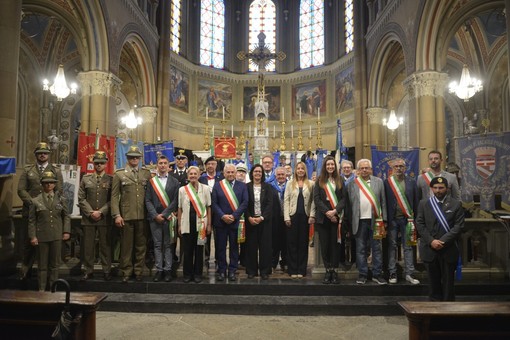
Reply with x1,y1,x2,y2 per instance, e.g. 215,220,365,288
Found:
359,180,373,219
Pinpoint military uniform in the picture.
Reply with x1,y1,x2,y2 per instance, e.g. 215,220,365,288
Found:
111,146,152,280
78,151,113,279
28,172,70,291
17,142,64,278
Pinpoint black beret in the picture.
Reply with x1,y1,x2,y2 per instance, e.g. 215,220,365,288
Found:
204,156,217,165
430,176,448,187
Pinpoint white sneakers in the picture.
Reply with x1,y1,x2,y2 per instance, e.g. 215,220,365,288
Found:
389,273,397,284
405,274,420,285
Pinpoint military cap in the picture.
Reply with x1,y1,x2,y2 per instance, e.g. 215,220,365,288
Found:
204,156,217,165
93,150,108,163
175,149,187,160
430,176,448,188
34,142,51,154
41,171,58,183
236,163,248,173
126,145,143,157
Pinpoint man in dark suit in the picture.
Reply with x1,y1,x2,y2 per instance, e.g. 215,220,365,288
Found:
145,155,180,282
384,158,419,285
211,163,248,281
199,156,224,270
416,176,464,301
17,142,64,280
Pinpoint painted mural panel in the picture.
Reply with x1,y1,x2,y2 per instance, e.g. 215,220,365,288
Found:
335,66,354,113
170,65,189,111
242,86,281,121
292,80,326,119
198,79,232,119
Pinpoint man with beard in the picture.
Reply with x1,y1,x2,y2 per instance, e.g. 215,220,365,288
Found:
417,150,460,200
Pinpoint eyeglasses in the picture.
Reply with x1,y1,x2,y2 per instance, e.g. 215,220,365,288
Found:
393,165,405,168
128,156,140,160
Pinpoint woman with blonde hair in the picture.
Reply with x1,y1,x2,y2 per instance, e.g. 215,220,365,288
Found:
313,155,346,284
284,162,315,278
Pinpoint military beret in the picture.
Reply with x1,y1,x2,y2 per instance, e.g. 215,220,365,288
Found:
204,156,217,165
430,176,448,187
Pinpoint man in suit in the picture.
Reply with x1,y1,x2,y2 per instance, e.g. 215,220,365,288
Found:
199,156,224,270
211,163,248,281
17,142,64,280
417,150,460,200
262,154,275,183
111,145,152,282
270,166,288,272
384,158,420,285
145,155,180,282
78,151,113,281
345,159,387,285
339,159,356,266
28,171,70,291
416,176,464,301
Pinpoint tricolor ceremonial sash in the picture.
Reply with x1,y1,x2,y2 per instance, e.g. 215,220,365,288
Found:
388,176,417,245
184,184,207,244
355,177,386,239
219,179,245,243
150,177,170,208
325,181,344,244
421,171,434,185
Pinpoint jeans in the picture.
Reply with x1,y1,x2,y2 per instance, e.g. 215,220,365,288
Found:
150,221,173,272
355,219,383,277
388,217,415,276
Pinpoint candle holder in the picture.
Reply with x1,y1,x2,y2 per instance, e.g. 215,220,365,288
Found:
297,120,304,151
221,120,227,138
203,119,210,150
280,120,287,151
238,120,246,151
316,119,323,149
308,136,313,151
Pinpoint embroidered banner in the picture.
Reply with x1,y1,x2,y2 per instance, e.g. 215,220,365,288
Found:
214,137,236,159
144,141,174,165
77,132,115,174
370,147,420,181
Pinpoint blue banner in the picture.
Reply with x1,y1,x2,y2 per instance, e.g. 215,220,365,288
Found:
144,141,174,165
457,132,510,210
115,138,144,169
0,157,16,175
370,147,420,181
316,149,328,176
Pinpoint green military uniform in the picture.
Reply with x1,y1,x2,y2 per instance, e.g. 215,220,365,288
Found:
28,172,71,291
17,142,64,278
78,151,113,278
111,146,151,279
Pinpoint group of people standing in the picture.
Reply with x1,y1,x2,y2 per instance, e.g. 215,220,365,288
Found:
18,143,463,301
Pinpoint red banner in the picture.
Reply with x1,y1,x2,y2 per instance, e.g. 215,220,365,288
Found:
214,137,236,159
77,132,116,174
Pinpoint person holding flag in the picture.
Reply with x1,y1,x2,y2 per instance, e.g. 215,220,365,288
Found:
384,158,420,285
313,155,346,284
178,166,211,283
416,176,464,301
211,164,248,282
145,155,180,282
345,159,387,285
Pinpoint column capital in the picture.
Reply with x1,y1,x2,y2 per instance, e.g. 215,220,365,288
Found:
137,106,158,124
403,71,448,99
77,71,123,97
366,107,386,124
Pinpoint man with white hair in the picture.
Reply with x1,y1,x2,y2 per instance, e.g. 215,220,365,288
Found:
345,159,387,285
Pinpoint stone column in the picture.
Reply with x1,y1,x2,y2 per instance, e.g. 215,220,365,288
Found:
137,106,158,142
403,71,448,167
366,107,385,149
0,0,21,275
78,71,122,136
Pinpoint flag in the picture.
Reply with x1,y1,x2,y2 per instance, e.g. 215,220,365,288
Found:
94,127,100,150
77,132,115,174
143,141,174,165
335,119,342,165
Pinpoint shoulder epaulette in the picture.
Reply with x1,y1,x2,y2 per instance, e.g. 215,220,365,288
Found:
115,168,125,172
24,164,35,170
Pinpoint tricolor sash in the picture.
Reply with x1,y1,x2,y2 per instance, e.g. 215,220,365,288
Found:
150,177,170,208
355,177,386,239
388,176,416,245
219,179,245,243
421,171,434,185
184,184,207,244
325,181,343,244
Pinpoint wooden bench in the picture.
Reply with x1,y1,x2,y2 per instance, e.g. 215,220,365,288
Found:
398,301,510,339
0,290,107,340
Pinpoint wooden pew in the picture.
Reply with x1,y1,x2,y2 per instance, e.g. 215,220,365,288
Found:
399,301,510,339
0,290,107,340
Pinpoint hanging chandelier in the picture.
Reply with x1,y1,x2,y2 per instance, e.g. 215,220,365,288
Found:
122,108,143,129
383,110,403,131
42,64,77,101
449,64,483,101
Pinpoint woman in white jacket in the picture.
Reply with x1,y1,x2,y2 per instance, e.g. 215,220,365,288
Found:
284,162,315,278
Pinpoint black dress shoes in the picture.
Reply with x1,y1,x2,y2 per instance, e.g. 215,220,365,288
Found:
135,275,143,282
153,271,164,282
261,274,269,280
183,276,192,283
330,270,339,284
122,276,130,283
164,271,172,282
103,273,112,281
247,274,255,279
323,270,332,284
81,273,94,281
217,273,225,282
194,276,202,283
228,273,236,281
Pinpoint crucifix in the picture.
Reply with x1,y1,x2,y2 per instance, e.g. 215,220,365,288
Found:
6,136,15,149
237,32,286,155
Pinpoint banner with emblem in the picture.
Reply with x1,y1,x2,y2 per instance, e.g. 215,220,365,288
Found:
456,132,510,211
370,147,419,180
214,137,236,159
77,132,115,174
143,141,174,165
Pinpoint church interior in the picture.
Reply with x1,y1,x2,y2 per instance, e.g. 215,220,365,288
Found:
1,0,510,336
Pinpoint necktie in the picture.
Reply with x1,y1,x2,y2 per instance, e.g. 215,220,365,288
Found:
97,175,101,182
39,166,44,173
47,194,53,207
179,171,183,176
133,169,138,180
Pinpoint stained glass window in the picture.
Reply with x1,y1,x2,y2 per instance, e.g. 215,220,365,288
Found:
170,0,181,53
248,0,276,72
299,0,325,68
200,0,225,68
345,0,354,53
